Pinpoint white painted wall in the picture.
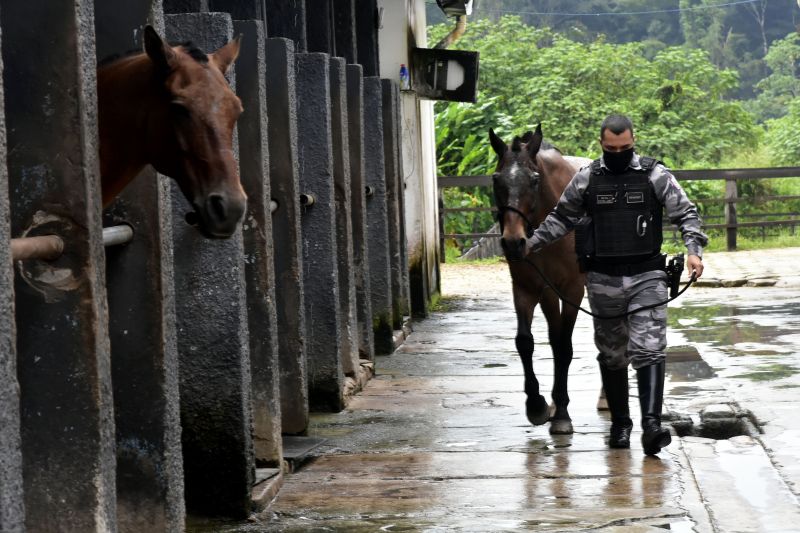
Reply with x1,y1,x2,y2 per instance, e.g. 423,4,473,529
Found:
377,0,441,313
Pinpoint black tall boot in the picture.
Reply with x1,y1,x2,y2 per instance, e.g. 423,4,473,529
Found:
636,361,672,455
599,363,633,448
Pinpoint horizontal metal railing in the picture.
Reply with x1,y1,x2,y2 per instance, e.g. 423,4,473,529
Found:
438,166,800,256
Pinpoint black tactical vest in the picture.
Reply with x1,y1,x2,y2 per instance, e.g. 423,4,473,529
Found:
580,157,663,265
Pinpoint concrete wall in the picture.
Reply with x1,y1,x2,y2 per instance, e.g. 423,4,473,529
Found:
0,0,441,527
0,19,24,533
377,0,441,317
2,2,116,530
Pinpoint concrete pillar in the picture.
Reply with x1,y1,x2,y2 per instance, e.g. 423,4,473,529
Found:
395,97,411,318
233,19,283,467
265,38,308,434
329,57,359,379
345,64,374,361
166,13,254,519
381,79,409,327
163,0,209,13
295,53,344,411
0,25,24,533
94,4,185,531
306,0,334,54
210,0,266,21
264,0,307,52
355,0,379,76
363,77,393,355
104,181,184,533
333,0,357,64
1,1,116,530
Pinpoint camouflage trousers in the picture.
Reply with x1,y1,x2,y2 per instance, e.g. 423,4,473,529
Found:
585,269,668,371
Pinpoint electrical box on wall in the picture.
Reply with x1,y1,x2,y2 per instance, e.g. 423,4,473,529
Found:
436,0,474,17
410,48,479,103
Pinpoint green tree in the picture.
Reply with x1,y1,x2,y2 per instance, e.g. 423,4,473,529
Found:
430,16,759,167
751,32,800,120
765,99,800,165
430,16,762,250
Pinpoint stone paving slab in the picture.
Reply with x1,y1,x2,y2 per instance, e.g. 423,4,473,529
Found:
682,436,800,533
251,250,800,532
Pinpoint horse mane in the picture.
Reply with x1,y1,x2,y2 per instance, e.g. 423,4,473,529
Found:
98,41,209,67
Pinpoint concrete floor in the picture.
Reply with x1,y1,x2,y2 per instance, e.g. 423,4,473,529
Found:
199,249,800,532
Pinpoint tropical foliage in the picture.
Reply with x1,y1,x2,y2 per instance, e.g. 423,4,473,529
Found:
430,15,800,254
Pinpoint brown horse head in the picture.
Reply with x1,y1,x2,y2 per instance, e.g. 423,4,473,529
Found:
98,25,247,238
489,124,544,260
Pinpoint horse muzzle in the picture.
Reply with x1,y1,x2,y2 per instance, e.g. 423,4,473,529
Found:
501,235,527,261
192,190,247,238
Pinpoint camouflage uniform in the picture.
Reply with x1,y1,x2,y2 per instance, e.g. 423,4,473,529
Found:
528,153,708,370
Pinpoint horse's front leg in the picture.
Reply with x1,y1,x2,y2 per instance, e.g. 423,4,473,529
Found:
513,285,549,425
540,288,580,435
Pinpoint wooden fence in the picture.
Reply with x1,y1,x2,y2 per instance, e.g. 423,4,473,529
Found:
438,166,800,259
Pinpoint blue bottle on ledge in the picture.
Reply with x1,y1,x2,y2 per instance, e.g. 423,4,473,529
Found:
399,63,411,91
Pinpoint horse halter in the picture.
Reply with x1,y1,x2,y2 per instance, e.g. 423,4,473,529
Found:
496,205,537,238
494,170,541,239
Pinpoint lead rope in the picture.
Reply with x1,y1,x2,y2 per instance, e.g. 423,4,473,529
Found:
518,255,697,320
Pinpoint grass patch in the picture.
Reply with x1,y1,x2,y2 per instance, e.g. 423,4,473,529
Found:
731,363,800,382
429,294,466,313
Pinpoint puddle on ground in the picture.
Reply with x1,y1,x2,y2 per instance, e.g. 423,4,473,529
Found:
667,360,716,382
668,301,800,348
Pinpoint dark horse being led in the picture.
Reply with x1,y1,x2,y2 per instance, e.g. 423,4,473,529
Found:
489,125,589,434
97,25,246,238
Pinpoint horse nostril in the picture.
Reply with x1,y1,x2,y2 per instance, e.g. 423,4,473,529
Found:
518,238,526,251
207,194,228,223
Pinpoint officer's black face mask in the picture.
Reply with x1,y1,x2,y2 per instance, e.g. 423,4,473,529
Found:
603,147,634,174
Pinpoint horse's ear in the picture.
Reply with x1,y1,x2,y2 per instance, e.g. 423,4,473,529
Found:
143,25,176,72
527,123,543,158
489,128,507,157
210,34,242,75
521,130,534,143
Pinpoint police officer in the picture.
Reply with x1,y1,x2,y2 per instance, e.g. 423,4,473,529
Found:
525,114,707,455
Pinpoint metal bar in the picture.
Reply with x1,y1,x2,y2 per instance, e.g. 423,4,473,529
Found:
442,206,497,213
438,175,491,188
444,233,501,239
437,167,800,188
10,235,64,261
439,170,800,245
11,224,134,262
704,219,800,230
672,167,800,180
102,225,134,247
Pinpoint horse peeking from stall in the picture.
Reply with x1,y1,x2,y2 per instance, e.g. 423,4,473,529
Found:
97,25,246,238
489,125,589,434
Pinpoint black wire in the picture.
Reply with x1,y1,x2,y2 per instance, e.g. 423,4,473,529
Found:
520,256,697,320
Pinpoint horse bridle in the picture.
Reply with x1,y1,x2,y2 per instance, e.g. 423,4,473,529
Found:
494,170,541,239
496,205,537,239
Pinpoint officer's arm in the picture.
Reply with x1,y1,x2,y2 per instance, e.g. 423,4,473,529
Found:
652,166,709,276
526,169,589,254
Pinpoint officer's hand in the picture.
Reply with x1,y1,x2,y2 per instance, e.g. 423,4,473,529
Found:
687,255,703,279
524,236,538,257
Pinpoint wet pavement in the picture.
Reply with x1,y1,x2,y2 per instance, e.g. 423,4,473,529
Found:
213,249,800,531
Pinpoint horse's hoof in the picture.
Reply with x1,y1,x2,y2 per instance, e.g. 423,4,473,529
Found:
549,418,574,435
526,395,549,425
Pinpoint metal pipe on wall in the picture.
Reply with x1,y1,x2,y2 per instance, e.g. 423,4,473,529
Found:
10,225,135,261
